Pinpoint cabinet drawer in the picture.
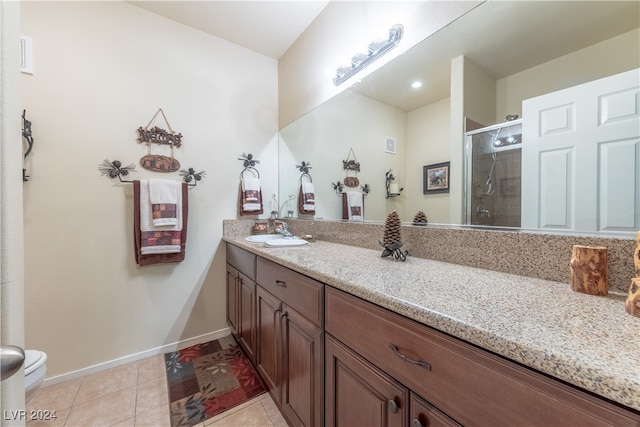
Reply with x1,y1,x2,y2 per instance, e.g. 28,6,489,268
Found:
226,243,256,279
326,286,639,427
257,257,323,328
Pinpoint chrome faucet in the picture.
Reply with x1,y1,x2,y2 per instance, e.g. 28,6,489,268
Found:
275,221,294,238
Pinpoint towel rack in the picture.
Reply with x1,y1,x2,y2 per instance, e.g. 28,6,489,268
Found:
240,167,260,179
299,173,312,183
98,159,205,187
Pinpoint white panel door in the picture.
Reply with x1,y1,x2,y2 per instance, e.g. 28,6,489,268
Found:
522,68,640,232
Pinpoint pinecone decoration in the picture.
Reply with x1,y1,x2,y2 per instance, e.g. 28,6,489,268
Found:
380,211,408,261
413,211,428,225
383,211,402,247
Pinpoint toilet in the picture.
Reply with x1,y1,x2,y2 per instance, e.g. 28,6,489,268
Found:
24,350,47,402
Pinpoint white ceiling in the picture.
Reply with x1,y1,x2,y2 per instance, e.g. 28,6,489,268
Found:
128,1,639,113
128,1,329,59
352,1,640,111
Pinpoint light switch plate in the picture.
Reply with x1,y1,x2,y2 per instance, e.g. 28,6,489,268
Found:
20,35,34,74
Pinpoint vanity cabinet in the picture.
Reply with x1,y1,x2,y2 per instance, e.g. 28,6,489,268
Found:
226,244,257,363
326,286,640,427
326,335,459,427
256,257,324,427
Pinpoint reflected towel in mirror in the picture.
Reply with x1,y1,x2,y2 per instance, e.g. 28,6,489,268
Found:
298,181,315,214
346,192,363,221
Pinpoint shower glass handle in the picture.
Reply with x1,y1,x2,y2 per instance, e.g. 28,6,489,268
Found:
1,345,25,382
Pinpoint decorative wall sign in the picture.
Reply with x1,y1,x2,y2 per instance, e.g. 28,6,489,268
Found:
137,108,183,173
342,148,361,187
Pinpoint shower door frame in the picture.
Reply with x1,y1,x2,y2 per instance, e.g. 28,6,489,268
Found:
463,119,523,226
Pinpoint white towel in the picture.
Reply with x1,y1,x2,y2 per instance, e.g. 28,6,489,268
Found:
242,178,262,211
347,192,363,221
149,179,179,226
302,181,315,211
140,179,183,254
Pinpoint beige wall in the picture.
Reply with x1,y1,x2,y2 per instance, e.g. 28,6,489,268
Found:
2,0,27,416
278,1,481,128
406,97,451,224
280,90,407,221
496,28,640,120
21,1,278,379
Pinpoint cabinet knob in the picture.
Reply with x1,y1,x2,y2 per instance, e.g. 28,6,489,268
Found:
411,418,424,427
275,280,287,287
388,398,399,414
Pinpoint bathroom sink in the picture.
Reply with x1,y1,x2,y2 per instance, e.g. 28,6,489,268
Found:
264,238,309,248
245,234,285,243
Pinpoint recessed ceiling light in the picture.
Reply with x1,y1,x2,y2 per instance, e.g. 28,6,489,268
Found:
411,80,423,89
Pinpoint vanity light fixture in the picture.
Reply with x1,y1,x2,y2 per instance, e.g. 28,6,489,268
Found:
333,24,404,86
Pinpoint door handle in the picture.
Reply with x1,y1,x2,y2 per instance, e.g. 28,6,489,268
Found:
1,345,25,381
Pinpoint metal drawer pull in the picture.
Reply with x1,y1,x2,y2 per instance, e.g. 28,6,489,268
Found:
411,418,424,427
388,342,432,371
275,280,287,287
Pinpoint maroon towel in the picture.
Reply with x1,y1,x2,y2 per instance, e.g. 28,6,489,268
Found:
134,180,188,266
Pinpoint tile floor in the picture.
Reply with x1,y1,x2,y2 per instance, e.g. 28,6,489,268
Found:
26,352,288,427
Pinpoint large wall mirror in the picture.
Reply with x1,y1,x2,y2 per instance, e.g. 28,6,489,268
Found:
279,1,640,234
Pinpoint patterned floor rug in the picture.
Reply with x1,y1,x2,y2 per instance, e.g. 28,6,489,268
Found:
165,335,266,427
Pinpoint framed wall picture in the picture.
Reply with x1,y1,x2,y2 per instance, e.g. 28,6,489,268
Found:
423,162,450,194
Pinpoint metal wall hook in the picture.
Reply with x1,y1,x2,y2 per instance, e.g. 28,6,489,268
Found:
22,110,34,182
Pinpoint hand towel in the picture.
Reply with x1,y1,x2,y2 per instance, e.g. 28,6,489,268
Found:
140,179,182,255
134,180,188,266
347,191,363,221
149,179,179,226
298,181,315,215
241,177,263,212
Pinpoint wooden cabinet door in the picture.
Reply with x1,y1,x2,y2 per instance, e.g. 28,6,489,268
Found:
256,285,282,402
226,264,239,337
326,335,408,427
238,271,256,364
280,305,324,427
410,393,460,427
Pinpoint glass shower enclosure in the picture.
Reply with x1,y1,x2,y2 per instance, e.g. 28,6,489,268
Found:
464,119,522,227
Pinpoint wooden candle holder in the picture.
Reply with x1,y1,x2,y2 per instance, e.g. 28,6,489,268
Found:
570,245,608,296
625,278,640,318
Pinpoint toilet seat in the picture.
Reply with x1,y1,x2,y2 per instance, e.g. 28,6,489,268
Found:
25,350,47,375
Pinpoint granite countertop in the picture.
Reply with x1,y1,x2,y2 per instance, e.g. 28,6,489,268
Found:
223,236,640,412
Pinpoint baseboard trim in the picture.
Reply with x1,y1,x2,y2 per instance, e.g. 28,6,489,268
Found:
42,327,231,387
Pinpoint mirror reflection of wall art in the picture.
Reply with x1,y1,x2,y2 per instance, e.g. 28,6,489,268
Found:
423,162,450,194
342,148,361,187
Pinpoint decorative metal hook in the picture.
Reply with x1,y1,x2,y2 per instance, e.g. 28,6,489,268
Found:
22,110,34,182
332,180,344,195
